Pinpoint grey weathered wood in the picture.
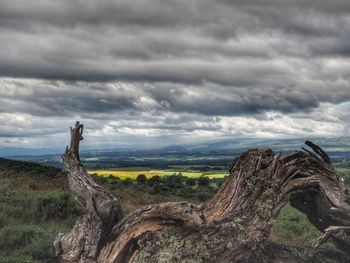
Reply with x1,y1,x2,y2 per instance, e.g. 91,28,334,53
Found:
55,122,124,262
56,122,350,262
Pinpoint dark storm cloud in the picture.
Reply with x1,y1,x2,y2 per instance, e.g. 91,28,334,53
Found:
0,0,205,28
1,78,348,119
1,0,350,147
1,0,350,78
0,80,142,116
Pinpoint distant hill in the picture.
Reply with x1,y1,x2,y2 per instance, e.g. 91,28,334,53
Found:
0,147,62,157
176,137,350,152
0,157,64,179
3,136,350,156
4,137,350,169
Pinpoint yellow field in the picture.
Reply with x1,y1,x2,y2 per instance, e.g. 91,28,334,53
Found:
89,170,228,180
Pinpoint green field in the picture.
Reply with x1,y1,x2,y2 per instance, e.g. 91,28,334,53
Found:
89,169,228,180
335,166,350,183
335,167,350,173
82,157,100,161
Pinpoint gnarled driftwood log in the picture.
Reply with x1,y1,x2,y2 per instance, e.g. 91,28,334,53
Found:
55,122,350,262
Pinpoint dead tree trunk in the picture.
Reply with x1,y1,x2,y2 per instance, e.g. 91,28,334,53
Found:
55,122,350,263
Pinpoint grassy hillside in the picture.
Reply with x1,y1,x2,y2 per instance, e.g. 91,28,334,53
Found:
0,159,77,263
0,158,339,262
0,158,64,178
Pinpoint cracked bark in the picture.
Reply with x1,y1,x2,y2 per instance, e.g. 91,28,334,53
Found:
55,122,350,263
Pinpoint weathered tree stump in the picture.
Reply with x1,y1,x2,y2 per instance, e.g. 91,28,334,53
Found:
55,122,350,262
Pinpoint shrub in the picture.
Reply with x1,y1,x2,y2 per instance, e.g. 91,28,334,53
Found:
0,192,36,223
123,178,133,186
149,175,161,186
0,225,37,250
197,176,210,187
0,224,61,263
136,174,147,184
93,175,109,185
109,176,121,185
193,192,210,201
186,178,196,186
176,185,193,198
26,233,57,262
0,254,38,263
162,175,185,189
35,191,81,221
0,180,13,194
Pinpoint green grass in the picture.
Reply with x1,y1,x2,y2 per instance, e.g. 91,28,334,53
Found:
1,177,335,262
323,147,350,152
0,177,81,263
0,224,68,263
82,157,100,161
335,166,350,183
270,203,326,247
335,167,350,173
2,158,345,262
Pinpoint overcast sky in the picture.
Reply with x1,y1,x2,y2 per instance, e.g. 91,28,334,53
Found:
1,0,350,150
